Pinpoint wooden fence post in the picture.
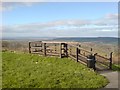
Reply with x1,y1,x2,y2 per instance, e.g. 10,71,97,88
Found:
43,43,46,56
60,43,68,58
109,52,113,69
78,45,81,54
29,42,31,53
93,53,97,71
91,48,92,52
76,48,78,62
60,43,62,58
79,44,81,47
69,46,71,55
78,49,81,54
55,43,56,52
65,43,68,57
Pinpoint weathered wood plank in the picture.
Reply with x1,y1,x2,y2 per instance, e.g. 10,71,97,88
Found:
29,42,31,53
43,43,46,56
95,54,109,61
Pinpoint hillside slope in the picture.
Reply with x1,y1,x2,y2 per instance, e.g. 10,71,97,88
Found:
2,51,108,88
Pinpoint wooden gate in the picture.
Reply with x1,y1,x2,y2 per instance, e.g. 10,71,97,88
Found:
29,41,68,58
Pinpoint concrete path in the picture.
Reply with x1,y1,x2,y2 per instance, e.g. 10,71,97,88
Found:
98,70,119,89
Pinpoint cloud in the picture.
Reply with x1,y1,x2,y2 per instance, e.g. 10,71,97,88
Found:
104,13,118,19
91,14,118,26
2,13,118,37
0,2,35,11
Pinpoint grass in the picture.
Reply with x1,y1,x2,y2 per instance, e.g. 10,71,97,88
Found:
2,51,108,88
112,64,120,71
0,52,2,89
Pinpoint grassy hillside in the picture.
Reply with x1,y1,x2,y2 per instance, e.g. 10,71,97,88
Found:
2,51,108,88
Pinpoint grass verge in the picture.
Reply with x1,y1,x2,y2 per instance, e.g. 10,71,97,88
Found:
112,64,120,71
2,51,108,88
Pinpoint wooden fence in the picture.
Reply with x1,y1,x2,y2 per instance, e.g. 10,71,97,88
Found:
29,41,113,70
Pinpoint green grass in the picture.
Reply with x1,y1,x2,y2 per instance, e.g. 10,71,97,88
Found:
2,51,108,88
0,52,2,89
112,64,120,71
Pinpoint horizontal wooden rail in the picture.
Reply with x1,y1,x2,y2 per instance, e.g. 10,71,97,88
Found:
69,54,77,60
68,44,93,54
31,47,42,49
96,60,110,66
95,54,109,61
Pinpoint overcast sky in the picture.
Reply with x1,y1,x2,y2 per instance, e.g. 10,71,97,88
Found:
2,2,118,38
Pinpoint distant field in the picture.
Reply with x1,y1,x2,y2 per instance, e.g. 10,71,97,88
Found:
2,51,108,88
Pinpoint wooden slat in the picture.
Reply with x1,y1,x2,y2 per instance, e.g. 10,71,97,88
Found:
31,52,43,54
34,49,43,52
78,60,87,65
31,47,42,49
78,56,87,64
69,54,76,60
47,53,59,56
95,54,109,61
96,60,110,66
68,44,92,54
78,54,87,59
31,41,42,43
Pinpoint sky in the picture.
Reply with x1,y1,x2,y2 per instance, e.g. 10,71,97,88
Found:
2,2,118,38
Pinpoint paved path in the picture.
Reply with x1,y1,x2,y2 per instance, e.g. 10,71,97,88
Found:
98,70,119,89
